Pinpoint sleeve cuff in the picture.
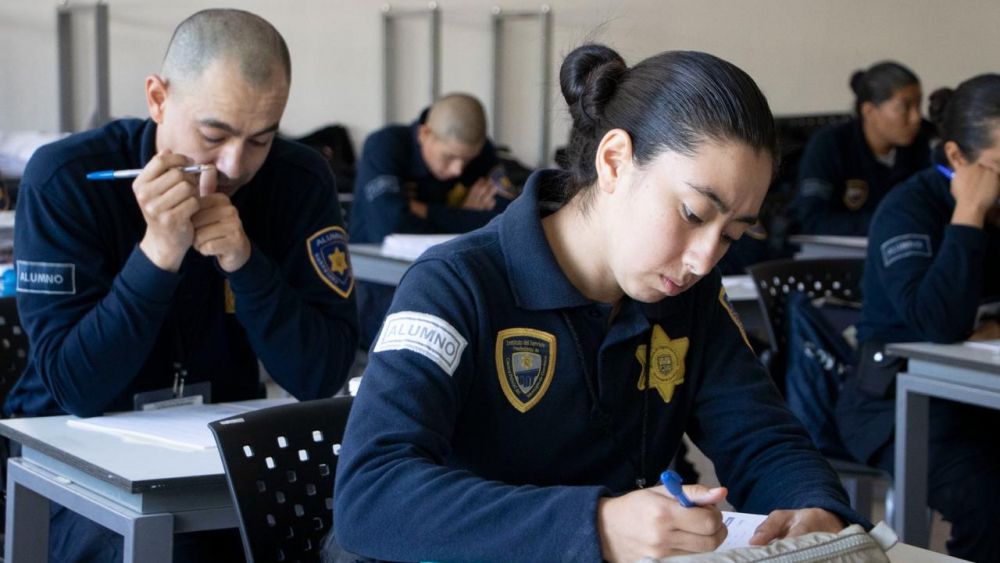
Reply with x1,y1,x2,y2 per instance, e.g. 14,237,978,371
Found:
118,244,182,306
943,223,988,250
225,242,279,297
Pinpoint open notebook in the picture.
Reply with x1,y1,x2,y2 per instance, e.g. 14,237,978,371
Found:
66,398,294,451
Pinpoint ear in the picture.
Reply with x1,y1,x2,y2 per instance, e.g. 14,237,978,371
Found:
594,128,634,194
943,140,968,168
417,124,433,146
145,75,169,124
859,100,877,122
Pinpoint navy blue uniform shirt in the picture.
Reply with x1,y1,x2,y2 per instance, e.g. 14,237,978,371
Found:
335,170,864,562
858,166,1000,345
791,119,932,236
5,118,359,417
350,110,510,244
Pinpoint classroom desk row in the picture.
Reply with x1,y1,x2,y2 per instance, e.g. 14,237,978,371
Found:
3,341,986,562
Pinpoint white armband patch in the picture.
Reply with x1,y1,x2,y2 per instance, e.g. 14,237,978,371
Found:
373,311,468,376
880,233,932,267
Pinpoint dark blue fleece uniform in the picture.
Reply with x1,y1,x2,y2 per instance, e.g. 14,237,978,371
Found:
334,170,864,563
351,110,513,349
836,167,1000,561
6,118,359,562
791,119,931,236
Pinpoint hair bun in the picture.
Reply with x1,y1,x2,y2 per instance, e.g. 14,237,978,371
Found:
560,43,627,131
928,87,954,129
849,70,867,95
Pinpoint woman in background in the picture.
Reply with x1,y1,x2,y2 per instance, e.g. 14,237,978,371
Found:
837,74,1000,562
791,61,932,235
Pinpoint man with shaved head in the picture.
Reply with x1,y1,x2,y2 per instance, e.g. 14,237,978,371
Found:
351,94,518,348
6,9,357,560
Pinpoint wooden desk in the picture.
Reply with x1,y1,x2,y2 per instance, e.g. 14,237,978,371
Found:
0,401,284,562
888,342,1000,547
789,234,867,259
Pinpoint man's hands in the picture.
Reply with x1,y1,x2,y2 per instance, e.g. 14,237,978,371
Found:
134,151,251,273
749,508,845,546
951,161,1000,229
597,484,728,562
460,177,498,211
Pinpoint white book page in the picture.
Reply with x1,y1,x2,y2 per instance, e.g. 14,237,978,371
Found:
65,399,294,450
717,511,768,551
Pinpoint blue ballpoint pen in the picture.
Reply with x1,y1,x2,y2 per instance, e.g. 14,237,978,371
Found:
660,469,696,508
85,164,212,180
935,163,954,181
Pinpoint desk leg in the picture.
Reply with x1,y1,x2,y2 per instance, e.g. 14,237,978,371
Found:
124,512,174,563
895,374,929,547
5,466,50,563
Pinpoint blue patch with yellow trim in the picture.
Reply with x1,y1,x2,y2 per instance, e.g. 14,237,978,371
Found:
307,226,354,298
495,328,556,413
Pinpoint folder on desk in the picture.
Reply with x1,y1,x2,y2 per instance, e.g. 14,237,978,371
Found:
66,399,294,450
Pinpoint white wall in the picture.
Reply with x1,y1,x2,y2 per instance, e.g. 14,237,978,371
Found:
2,0,999,166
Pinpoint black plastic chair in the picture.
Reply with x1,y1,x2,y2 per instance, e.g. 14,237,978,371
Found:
209,397,353,563
746,258,890,522
0,296,28,402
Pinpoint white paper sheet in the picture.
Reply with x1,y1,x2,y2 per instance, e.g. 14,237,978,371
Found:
717,511,768,551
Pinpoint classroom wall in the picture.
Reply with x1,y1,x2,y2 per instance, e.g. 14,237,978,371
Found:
1,0,998,167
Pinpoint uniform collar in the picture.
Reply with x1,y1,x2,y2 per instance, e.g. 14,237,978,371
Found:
139,119,158,168
499,170,595,311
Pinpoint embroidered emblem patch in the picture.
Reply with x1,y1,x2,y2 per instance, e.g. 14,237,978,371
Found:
843,178,869,211
307,226,354,298
881,233,932,267
495,328,557,413
16,260,76,295
718,286,753,351
635,324,689,403
374,312,468,376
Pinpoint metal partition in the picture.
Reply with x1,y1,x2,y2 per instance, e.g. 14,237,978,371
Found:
490,5,552,167
57,1,110,132
382,2,441,123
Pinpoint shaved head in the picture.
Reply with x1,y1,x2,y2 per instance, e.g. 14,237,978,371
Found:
425,93,488,146
161,9,291,92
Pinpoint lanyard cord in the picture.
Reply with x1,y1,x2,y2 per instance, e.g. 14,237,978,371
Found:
560,310,651,489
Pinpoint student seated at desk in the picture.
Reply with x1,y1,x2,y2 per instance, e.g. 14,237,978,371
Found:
790,61,933,236
333,44,866,563
836,74,1000,562
5,9,358,562
350,94,516,348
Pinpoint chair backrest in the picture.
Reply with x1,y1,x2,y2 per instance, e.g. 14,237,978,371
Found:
209,396,353,563
0,296,28,402
746,258,864,389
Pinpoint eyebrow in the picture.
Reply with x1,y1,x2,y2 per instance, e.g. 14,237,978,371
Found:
199,118,280,138
685,182,759,225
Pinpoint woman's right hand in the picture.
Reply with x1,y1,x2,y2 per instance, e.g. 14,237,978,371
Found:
597,484,728,562
951,162,1000,228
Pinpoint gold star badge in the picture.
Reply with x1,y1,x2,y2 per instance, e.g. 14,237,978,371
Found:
327,248,348,275
636,324,689,403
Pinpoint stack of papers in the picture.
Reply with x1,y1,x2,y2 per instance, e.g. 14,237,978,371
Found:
66,399,294,451
964,339,1000,355
381,234,458,261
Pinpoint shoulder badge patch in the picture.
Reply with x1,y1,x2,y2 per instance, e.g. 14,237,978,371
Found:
374,311,468,376
446,183,468,207
495,328,557,413
635,324,689,404
307,226,354,298
843,178,869,211
16,260,76,295
880,233,932,267
718,286,753,351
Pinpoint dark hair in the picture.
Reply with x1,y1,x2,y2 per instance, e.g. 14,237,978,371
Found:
558,44,778,202
935,74,1000,161
849,61,919,116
